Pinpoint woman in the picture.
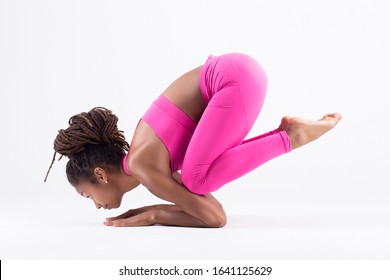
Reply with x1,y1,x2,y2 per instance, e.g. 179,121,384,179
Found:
45,53,342,228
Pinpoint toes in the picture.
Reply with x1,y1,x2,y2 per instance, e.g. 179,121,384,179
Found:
328,112,342,122
323,113,334,118
322,112,342,121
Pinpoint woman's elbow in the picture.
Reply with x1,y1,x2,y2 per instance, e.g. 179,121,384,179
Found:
214,216,227,228
206,210,227,228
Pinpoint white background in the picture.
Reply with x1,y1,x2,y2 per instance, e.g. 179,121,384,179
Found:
1,0,390,260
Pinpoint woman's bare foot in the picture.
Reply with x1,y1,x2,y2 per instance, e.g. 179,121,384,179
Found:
278,112,342,150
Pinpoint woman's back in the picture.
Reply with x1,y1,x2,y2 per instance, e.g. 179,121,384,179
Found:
126,65,206,175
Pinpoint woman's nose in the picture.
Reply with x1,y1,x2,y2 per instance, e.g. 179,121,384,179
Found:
94,201,101,209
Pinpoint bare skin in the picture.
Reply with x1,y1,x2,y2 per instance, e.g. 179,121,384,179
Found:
279,113,342,150
77,64,342,228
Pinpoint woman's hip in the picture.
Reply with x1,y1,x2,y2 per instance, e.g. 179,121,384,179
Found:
200,53,268,103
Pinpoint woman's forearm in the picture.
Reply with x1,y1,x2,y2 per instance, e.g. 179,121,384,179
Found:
153,209,223,228
131,163,226,227
154,204,182,212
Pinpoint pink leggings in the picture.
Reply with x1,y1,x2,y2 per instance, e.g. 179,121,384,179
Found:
181,53,291,195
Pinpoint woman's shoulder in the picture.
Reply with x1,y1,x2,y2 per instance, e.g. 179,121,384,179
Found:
127,120,171,175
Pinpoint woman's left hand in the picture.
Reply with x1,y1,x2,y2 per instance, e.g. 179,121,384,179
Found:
104,210,157,227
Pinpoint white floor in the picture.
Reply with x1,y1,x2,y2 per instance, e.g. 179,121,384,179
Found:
2,211,390,259
2,132,390,260
2,171,390,260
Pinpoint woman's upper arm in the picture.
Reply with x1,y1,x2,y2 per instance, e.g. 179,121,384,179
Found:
130,160,226,227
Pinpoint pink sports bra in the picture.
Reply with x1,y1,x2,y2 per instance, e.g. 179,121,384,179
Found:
122,94,197,175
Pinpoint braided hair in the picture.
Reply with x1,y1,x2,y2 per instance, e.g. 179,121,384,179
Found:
44,107,129,185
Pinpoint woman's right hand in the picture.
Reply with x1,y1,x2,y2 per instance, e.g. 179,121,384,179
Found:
105,204,182,224
105,205,156,223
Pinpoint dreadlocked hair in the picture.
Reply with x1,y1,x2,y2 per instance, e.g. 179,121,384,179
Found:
44,107,129,185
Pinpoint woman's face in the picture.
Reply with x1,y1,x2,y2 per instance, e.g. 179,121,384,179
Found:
75,180,123,210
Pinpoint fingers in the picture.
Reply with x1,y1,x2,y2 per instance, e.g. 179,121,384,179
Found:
104,212,154,227
105,215,123,221
105,209,134,221
104,219,133,227
104,217,150,227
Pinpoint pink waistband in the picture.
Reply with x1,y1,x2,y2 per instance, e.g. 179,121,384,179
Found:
153,95,197,133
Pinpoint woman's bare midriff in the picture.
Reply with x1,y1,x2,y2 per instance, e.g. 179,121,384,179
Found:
128,65,206,174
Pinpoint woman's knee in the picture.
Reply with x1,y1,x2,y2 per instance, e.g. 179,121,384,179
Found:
181,170,209,195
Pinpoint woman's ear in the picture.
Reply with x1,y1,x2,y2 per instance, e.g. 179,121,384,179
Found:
94,167,108,184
